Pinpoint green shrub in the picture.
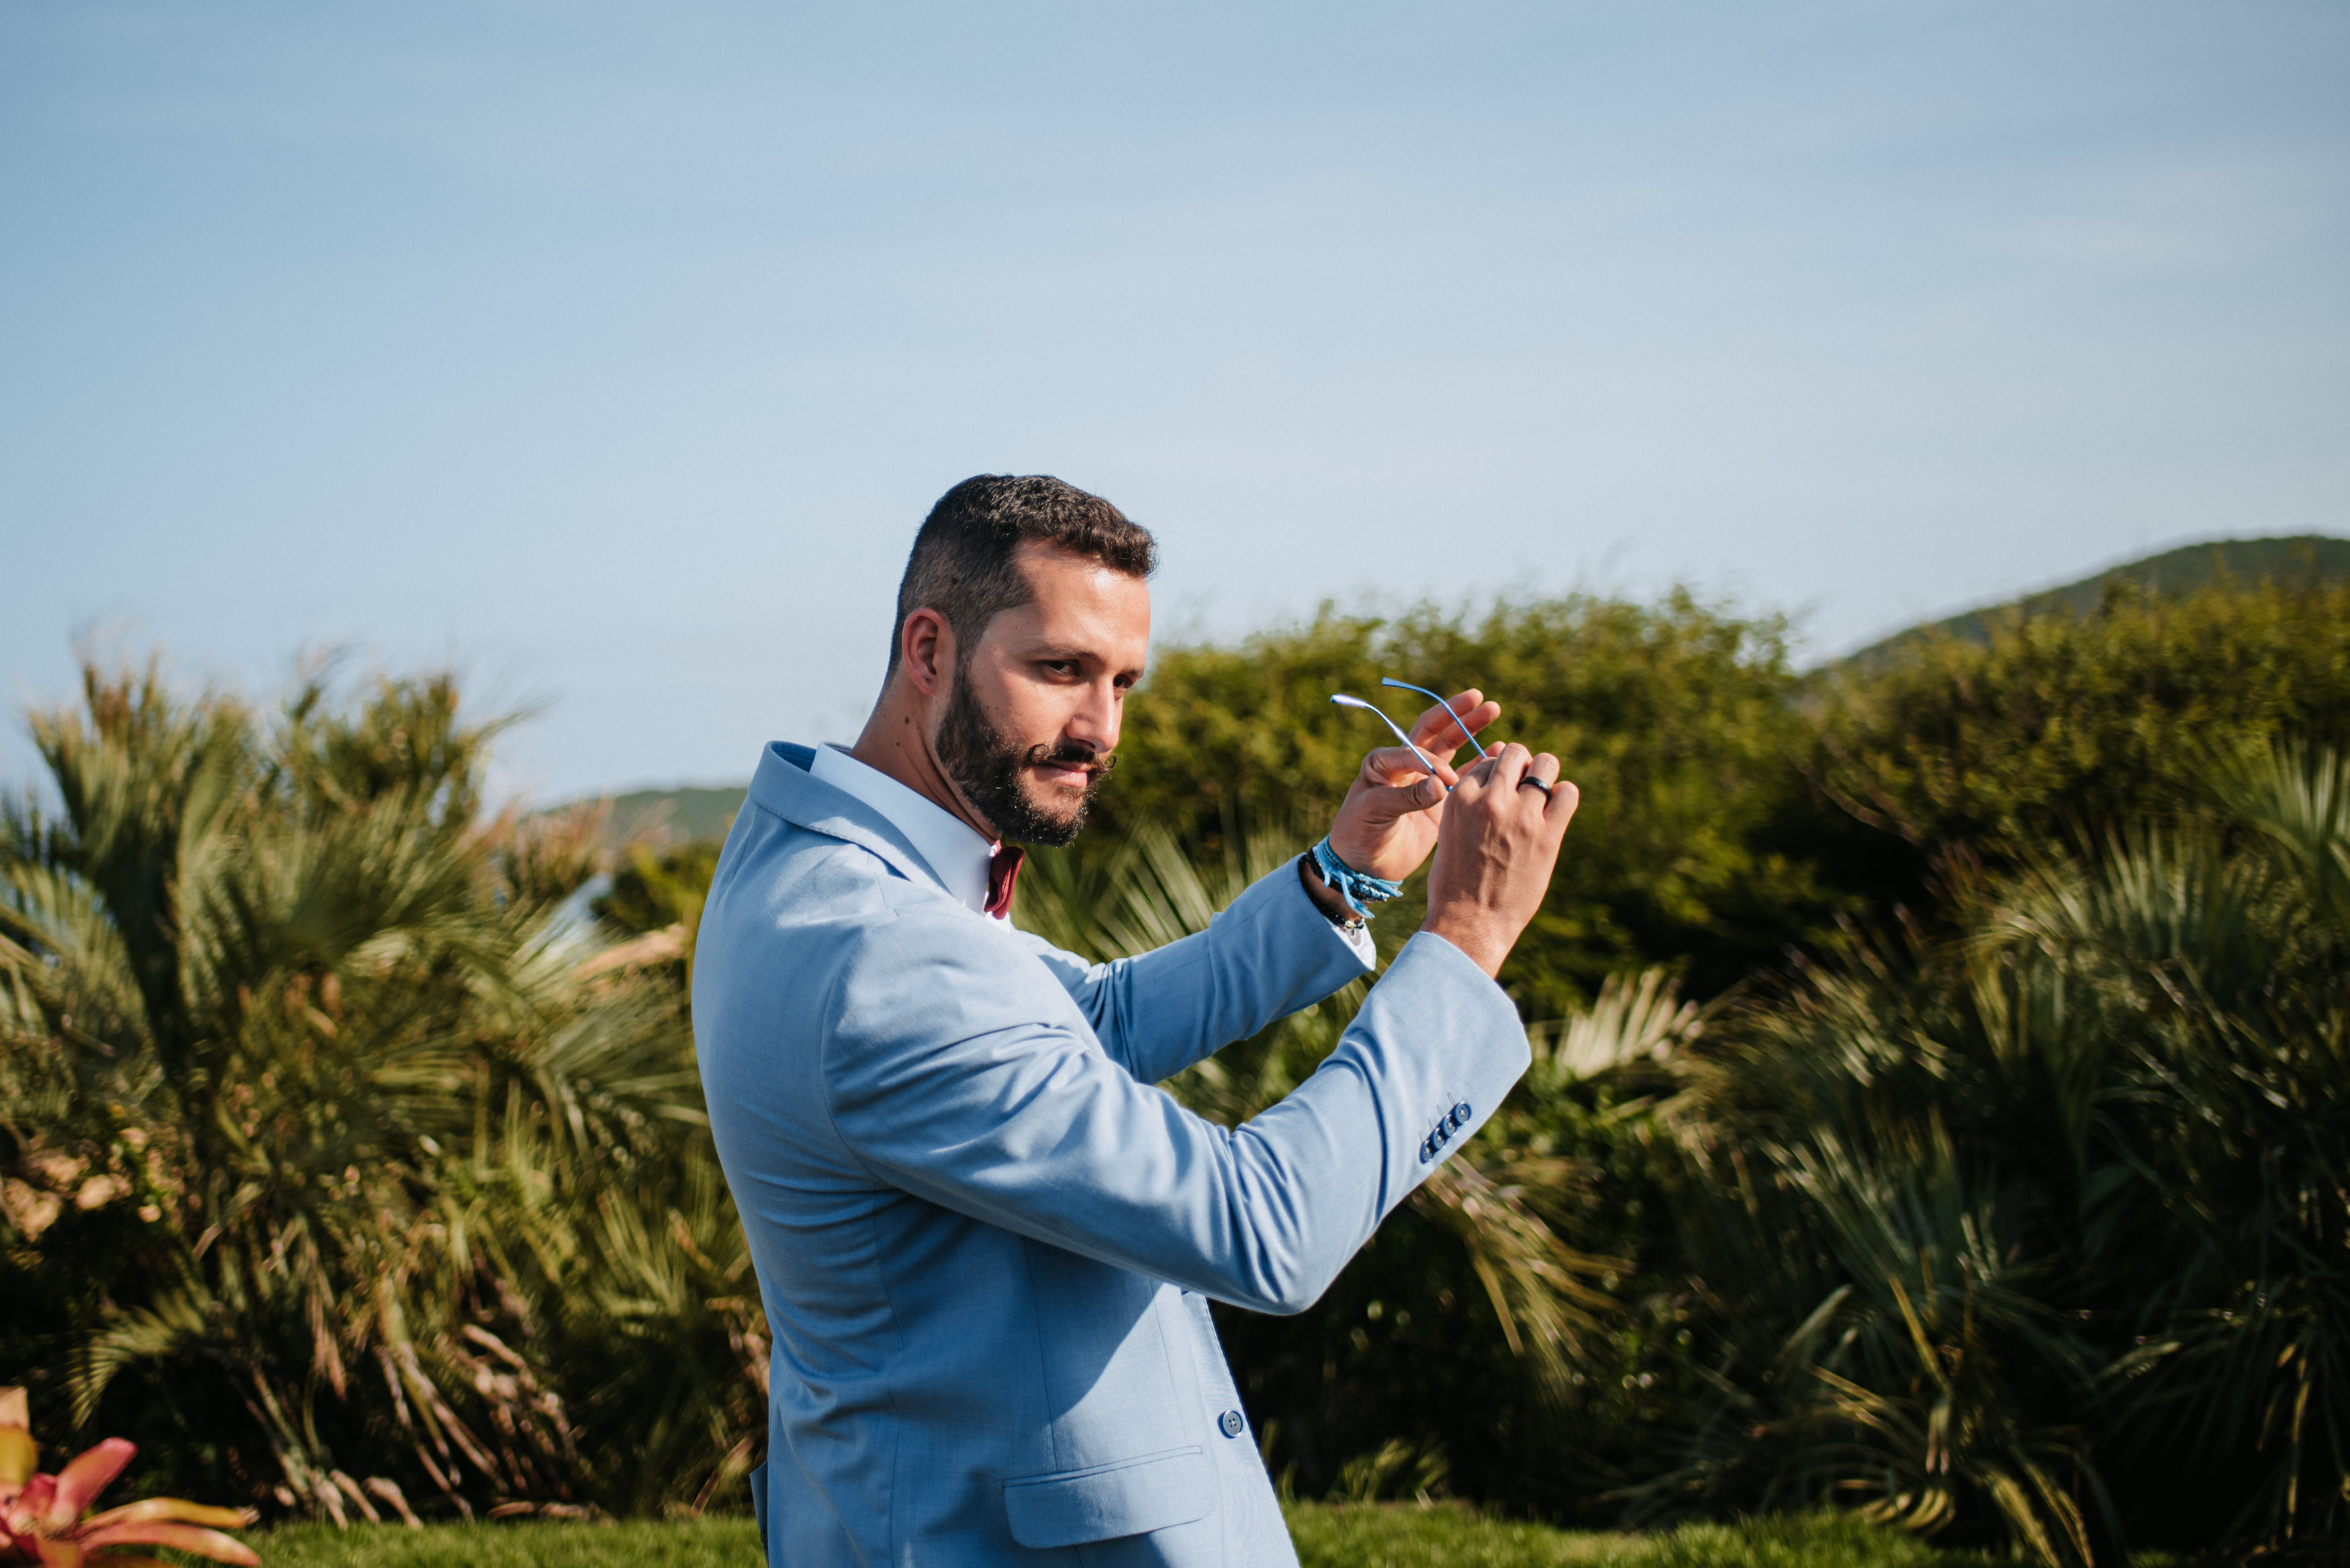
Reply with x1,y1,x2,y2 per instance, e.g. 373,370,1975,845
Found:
1644,743,2350,1560
14,571,2346,1559
1810,576,2350,888
0,661,760,1521
1099,593,1850,1012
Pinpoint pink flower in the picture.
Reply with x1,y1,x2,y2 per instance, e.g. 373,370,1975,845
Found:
1,1390,258,1568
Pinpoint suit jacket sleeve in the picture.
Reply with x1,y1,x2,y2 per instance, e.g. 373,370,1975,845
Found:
1011,855,1373,1087
823,907,1528,1315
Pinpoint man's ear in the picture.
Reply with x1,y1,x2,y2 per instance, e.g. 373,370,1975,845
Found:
899,607,955,697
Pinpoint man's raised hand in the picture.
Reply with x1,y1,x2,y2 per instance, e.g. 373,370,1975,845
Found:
1418,742,1579,979
1325,690,1502,883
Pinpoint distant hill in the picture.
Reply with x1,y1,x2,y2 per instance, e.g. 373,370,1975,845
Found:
1837,534,2350,672
579,784,748,847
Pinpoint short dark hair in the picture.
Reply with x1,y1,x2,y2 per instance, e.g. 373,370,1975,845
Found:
887,475,1157,676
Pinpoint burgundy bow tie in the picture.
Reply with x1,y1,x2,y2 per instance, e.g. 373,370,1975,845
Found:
985,845,1025,920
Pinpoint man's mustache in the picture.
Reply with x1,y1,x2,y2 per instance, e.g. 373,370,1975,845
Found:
1023,742,1115,779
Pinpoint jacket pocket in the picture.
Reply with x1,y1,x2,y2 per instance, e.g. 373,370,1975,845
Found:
1001,1447,1214,1549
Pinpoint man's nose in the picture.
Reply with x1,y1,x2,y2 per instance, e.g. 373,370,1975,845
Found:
1068,679,1121,754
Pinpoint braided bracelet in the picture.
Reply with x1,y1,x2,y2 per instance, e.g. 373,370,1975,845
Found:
1309,837,1403,920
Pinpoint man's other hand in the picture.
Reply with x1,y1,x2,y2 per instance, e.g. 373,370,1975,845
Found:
1418,742,1578,979
1325,690,1501,883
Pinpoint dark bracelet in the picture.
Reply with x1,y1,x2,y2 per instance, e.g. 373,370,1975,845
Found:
1299,854,1365,931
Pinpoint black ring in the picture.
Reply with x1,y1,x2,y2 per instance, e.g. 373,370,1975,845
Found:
1517,776,1553,795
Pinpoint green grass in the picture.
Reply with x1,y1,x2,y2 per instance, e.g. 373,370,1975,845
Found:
248,1507,2020,1567
1286,1506,2013,1567
250,1518,760,1567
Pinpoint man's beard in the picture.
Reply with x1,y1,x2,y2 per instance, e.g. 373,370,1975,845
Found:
934,665,1113,848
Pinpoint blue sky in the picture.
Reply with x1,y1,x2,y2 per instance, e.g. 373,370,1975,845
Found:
5,1,2345,801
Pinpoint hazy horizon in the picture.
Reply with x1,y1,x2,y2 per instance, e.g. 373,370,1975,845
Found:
543,523,2350,799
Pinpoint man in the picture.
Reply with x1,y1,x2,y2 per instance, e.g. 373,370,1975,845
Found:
696,475,1577,1566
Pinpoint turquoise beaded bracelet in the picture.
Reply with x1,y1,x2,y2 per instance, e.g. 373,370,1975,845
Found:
1309,837,1402,920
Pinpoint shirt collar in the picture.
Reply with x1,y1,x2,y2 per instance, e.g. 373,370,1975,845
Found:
807,743,1004,918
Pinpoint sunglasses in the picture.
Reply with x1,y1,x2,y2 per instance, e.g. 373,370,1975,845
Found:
1329,678,1554,797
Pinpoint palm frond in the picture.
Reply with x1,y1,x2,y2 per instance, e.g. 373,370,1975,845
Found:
1,655,749,1522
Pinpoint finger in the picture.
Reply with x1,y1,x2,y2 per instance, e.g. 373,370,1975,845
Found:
1364,743,1458,789
1542,772,1581,826
1489,741,1532,793
1517,752,1560,803
1409,693,1497,755
1357,775,1449,818
1407,689,1480,740
1456,743,1525,803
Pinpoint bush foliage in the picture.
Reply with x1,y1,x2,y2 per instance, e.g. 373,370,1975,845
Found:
1809,576,2350,898
6,571,2347,1563
1098,595,1847,1012
0,665,761,1522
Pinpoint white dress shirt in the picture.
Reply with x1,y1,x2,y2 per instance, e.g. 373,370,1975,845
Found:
809,743,1005,918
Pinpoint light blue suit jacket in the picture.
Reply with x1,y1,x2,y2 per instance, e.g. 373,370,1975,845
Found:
695,743,1531,1566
